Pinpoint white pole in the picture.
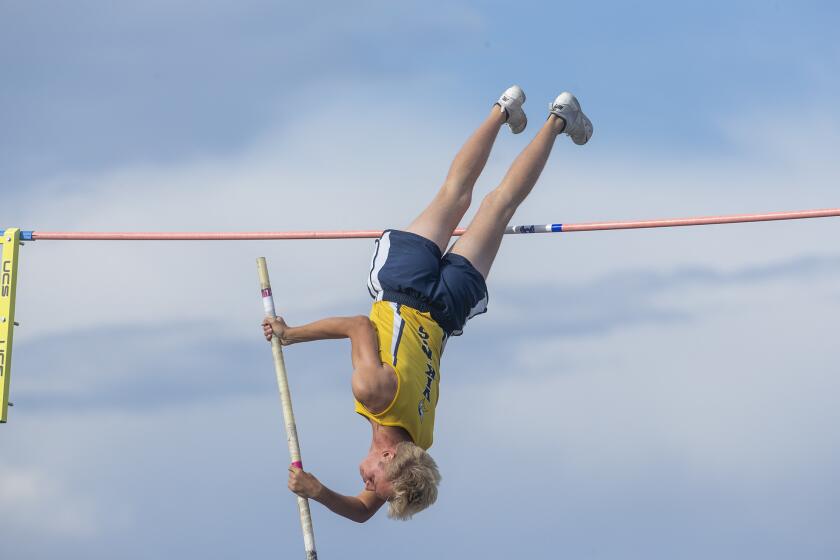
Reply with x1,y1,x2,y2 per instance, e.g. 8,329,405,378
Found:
257,257,318,560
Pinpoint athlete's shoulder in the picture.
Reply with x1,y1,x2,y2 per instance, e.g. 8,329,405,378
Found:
352,362,398,414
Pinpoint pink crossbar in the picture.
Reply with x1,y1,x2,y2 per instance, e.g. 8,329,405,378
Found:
24,208,840,240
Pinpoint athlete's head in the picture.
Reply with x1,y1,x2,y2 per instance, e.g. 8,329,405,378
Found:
359,441,441,519
384,441,441,520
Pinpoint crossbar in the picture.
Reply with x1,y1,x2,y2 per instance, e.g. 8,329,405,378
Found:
7,208,839,241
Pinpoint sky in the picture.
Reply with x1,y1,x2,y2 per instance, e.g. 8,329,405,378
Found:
1,1,839,558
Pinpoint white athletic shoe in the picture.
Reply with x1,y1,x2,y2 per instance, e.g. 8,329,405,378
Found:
549,92,593,145
496,85,527,134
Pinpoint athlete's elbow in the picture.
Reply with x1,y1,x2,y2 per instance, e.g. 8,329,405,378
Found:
349,315,373,333
351,510,375,523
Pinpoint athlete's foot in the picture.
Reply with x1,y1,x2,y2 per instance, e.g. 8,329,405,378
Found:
495,85,527,134
547,114,567,134
549,92,593,145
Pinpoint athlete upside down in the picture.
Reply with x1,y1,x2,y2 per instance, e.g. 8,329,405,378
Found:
262,85,593,521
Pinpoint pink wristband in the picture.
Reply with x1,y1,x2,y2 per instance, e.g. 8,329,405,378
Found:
290,461,303,469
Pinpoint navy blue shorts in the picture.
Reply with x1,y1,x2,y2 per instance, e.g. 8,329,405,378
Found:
367,229,489,336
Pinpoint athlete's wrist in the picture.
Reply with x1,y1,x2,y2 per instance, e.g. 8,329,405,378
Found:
283,325,302,345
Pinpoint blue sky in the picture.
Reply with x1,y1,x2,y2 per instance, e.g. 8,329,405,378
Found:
2,2,839,559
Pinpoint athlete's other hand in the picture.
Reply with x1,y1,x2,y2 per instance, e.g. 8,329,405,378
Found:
263,316,291,345
288,465,323,499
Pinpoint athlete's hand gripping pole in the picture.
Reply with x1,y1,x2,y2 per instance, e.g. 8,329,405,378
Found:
257,257,318,560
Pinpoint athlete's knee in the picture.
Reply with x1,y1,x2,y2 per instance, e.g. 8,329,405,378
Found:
479,189,516,220
440,181,472,214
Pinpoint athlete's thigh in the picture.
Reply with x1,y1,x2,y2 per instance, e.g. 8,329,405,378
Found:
405,185,471,254
447,196,509,279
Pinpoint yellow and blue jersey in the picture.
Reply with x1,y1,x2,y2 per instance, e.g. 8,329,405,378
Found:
354,301,445,450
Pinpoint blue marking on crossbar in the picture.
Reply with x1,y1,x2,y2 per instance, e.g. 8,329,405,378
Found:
0,230,33,241
552,224,562,232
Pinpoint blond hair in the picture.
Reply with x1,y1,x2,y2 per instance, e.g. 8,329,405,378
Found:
385,441,441,520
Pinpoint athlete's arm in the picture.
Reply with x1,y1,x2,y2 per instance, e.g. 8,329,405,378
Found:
263,316,379,364
264,315,388,391
288,467,385,523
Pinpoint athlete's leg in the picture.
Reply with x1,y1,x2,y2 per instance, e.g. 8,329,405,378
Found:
406,87,525,253
448,115,565,278
405,108,504,253
449,92,593,278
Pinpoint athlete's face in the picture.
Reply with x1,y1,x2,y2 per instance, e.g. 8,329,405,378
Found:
359,449,394,500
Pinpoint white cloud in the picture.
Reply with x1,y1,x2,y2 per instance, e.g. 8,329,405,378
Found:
0,466,101,538
441,261,840,486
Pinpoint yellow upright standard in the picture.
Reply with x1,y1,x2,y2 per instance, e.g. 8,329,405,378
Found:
1,228,21,423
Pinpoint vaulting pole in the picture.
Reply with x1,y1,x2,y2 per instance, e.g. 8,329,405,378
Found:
257,257,317,560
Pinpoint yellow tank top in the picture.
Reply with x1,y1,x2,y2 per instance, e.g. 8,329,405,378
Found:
354,301,444,450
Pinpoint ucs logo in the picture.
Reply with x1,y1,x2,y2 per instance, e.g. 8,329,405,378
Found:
1,260,11,298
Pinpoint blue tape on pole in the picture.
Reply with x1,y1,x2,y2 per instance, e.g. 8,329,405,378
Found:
552,224,562,232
